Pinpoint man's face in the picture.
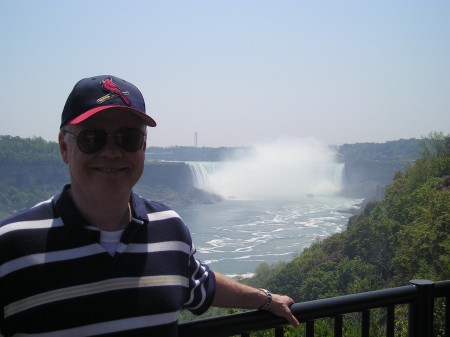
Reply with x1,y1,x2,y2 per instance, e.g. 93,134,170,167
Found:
59,109,147,198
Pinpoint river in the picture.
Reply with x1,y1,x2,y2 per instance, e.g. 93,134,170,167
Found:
177,196,361,277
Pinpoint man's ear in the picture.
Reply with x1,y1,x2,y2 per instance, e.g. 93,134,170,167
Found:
58,132,69,164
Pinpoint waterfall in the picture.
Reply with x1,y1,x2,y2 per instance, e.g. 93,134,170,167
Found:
188,162,220,190
187,138,345,200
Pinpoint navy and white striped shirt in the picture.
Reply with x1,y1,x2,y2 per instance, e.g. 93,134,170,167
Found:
0,185,216,336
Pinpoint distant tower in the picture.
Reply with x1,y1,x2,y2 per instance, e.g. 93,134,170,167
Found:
194,132,198,147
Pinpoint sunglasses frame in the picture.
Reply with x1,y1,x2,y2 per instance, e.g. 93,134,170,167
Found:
63,128,146,154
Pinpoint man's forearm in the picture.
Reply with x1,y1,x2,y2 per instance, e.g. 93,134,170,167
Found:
211,272,299,327
212,272,267,309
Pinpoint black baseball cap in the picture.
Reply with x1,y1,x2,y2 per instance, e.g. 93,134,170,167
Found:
61,75,157,128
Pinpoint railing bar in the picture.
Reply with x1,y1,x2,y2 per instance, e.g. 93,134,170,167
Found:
361,310,370,337
290,285,419,321
178,280,450,337
408,301,419,337
434,280,450,296
386,305,395,337
306,320,314,337
274,326,284,337
445,295,449,337
334,315,343,337
409,280,434,337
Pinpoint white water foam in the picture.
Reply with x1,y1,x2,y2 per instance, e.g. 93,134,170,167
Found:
179,196,362,276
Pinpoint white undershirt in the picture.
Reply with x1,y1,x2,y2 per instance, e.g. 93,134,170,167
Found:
99,229,124,256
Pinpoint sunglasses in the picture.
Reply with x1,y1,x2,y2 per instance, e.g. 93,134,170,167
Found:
63,128,146,154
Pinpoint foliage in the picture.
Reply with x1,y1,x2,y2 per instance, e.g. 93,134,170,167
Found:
150,138,421,163
147,146,249,162
0,135,61,164
0,136,67,216
338,138,420,162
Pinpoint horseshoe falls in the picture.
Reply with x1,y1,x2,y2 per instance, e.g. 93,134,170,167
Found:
179,139,362,277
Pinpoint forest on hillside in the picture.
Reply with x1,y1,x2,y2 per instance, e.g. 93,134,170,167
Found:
149,138,422,162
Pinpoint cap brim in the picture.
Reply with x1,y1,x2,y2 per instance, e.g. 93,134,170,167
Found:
69,105,157,127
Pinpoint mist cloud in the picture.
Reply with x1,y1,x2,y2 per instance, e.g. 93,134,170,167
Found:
207,138,343,200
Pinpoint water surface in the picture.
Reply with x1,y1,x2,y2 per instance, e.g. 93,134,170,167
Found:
177,196,360,277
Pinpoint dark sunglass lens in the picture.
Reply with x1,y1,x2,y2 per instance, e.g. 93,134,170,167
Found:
115,129,144,152
77,130,107,154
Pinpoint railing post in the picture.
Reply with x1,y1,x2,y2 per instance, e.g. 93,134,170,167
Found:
386,305,395,337
334,315,343,337
408,279,434,337
361,310,370,337
274,327,284,337
446,294,450,337
306,320,314,337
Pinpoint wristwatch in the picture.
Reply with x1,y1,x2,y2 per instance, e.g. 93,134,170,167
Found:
258,288,272,310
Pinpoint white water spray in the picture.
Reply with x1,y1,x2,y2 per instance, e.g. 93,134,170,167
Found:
192,138,343,200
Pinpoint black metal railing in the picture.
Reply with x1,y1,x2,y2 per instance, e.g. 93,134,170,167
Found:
179,279,450,337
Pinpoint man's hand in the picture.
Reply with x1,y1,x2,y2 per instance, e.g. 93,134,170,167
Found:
267,293,299,327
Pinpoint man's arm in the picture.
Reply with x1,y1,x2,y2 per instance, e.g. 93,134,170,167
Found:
211,272,299,327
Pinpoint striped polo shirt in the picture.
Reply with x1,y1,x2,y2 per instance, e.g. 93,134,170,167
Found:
0,185,216,336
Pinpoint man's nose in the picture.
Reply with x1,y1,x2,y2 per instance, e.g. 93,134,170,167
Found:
100,135,123,157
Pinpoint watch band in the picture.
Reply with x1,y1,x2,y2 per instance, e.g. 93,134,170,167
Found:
258,288,272,310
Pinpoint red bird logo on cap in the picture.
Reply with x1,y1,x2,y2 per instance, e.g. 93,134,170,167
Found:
97,77,131,106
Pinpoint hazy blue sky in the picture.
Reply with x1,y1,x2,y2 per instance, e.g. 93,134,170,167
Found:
0,1,449,147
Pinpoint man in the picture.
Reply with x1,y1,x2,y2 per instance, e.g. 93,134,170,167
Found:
0,75,299,336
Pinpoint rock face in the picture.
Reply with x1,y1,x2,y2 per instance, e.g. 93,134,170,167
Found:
340,160,412,199
136,161,222,207
139,161,193,192
0,158,412,215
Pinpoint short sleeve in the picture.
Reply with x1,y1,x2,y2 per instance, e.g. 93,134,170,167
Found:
184,244,216,315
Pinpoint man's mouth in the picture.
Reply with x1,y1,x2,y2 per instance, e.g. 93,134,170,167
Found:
95,168,126,173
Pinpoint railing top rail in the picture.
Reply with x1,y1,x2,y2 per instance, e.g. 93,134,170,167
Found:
179,280,450,337
434,279,450,296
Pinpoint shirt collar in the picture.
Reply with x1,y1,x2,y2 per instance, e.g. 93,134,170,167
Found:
53,184,89,230
54,184,149,230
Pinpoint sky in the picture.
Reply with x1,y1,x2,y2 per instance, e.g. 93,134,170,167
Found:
0,1,449,148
